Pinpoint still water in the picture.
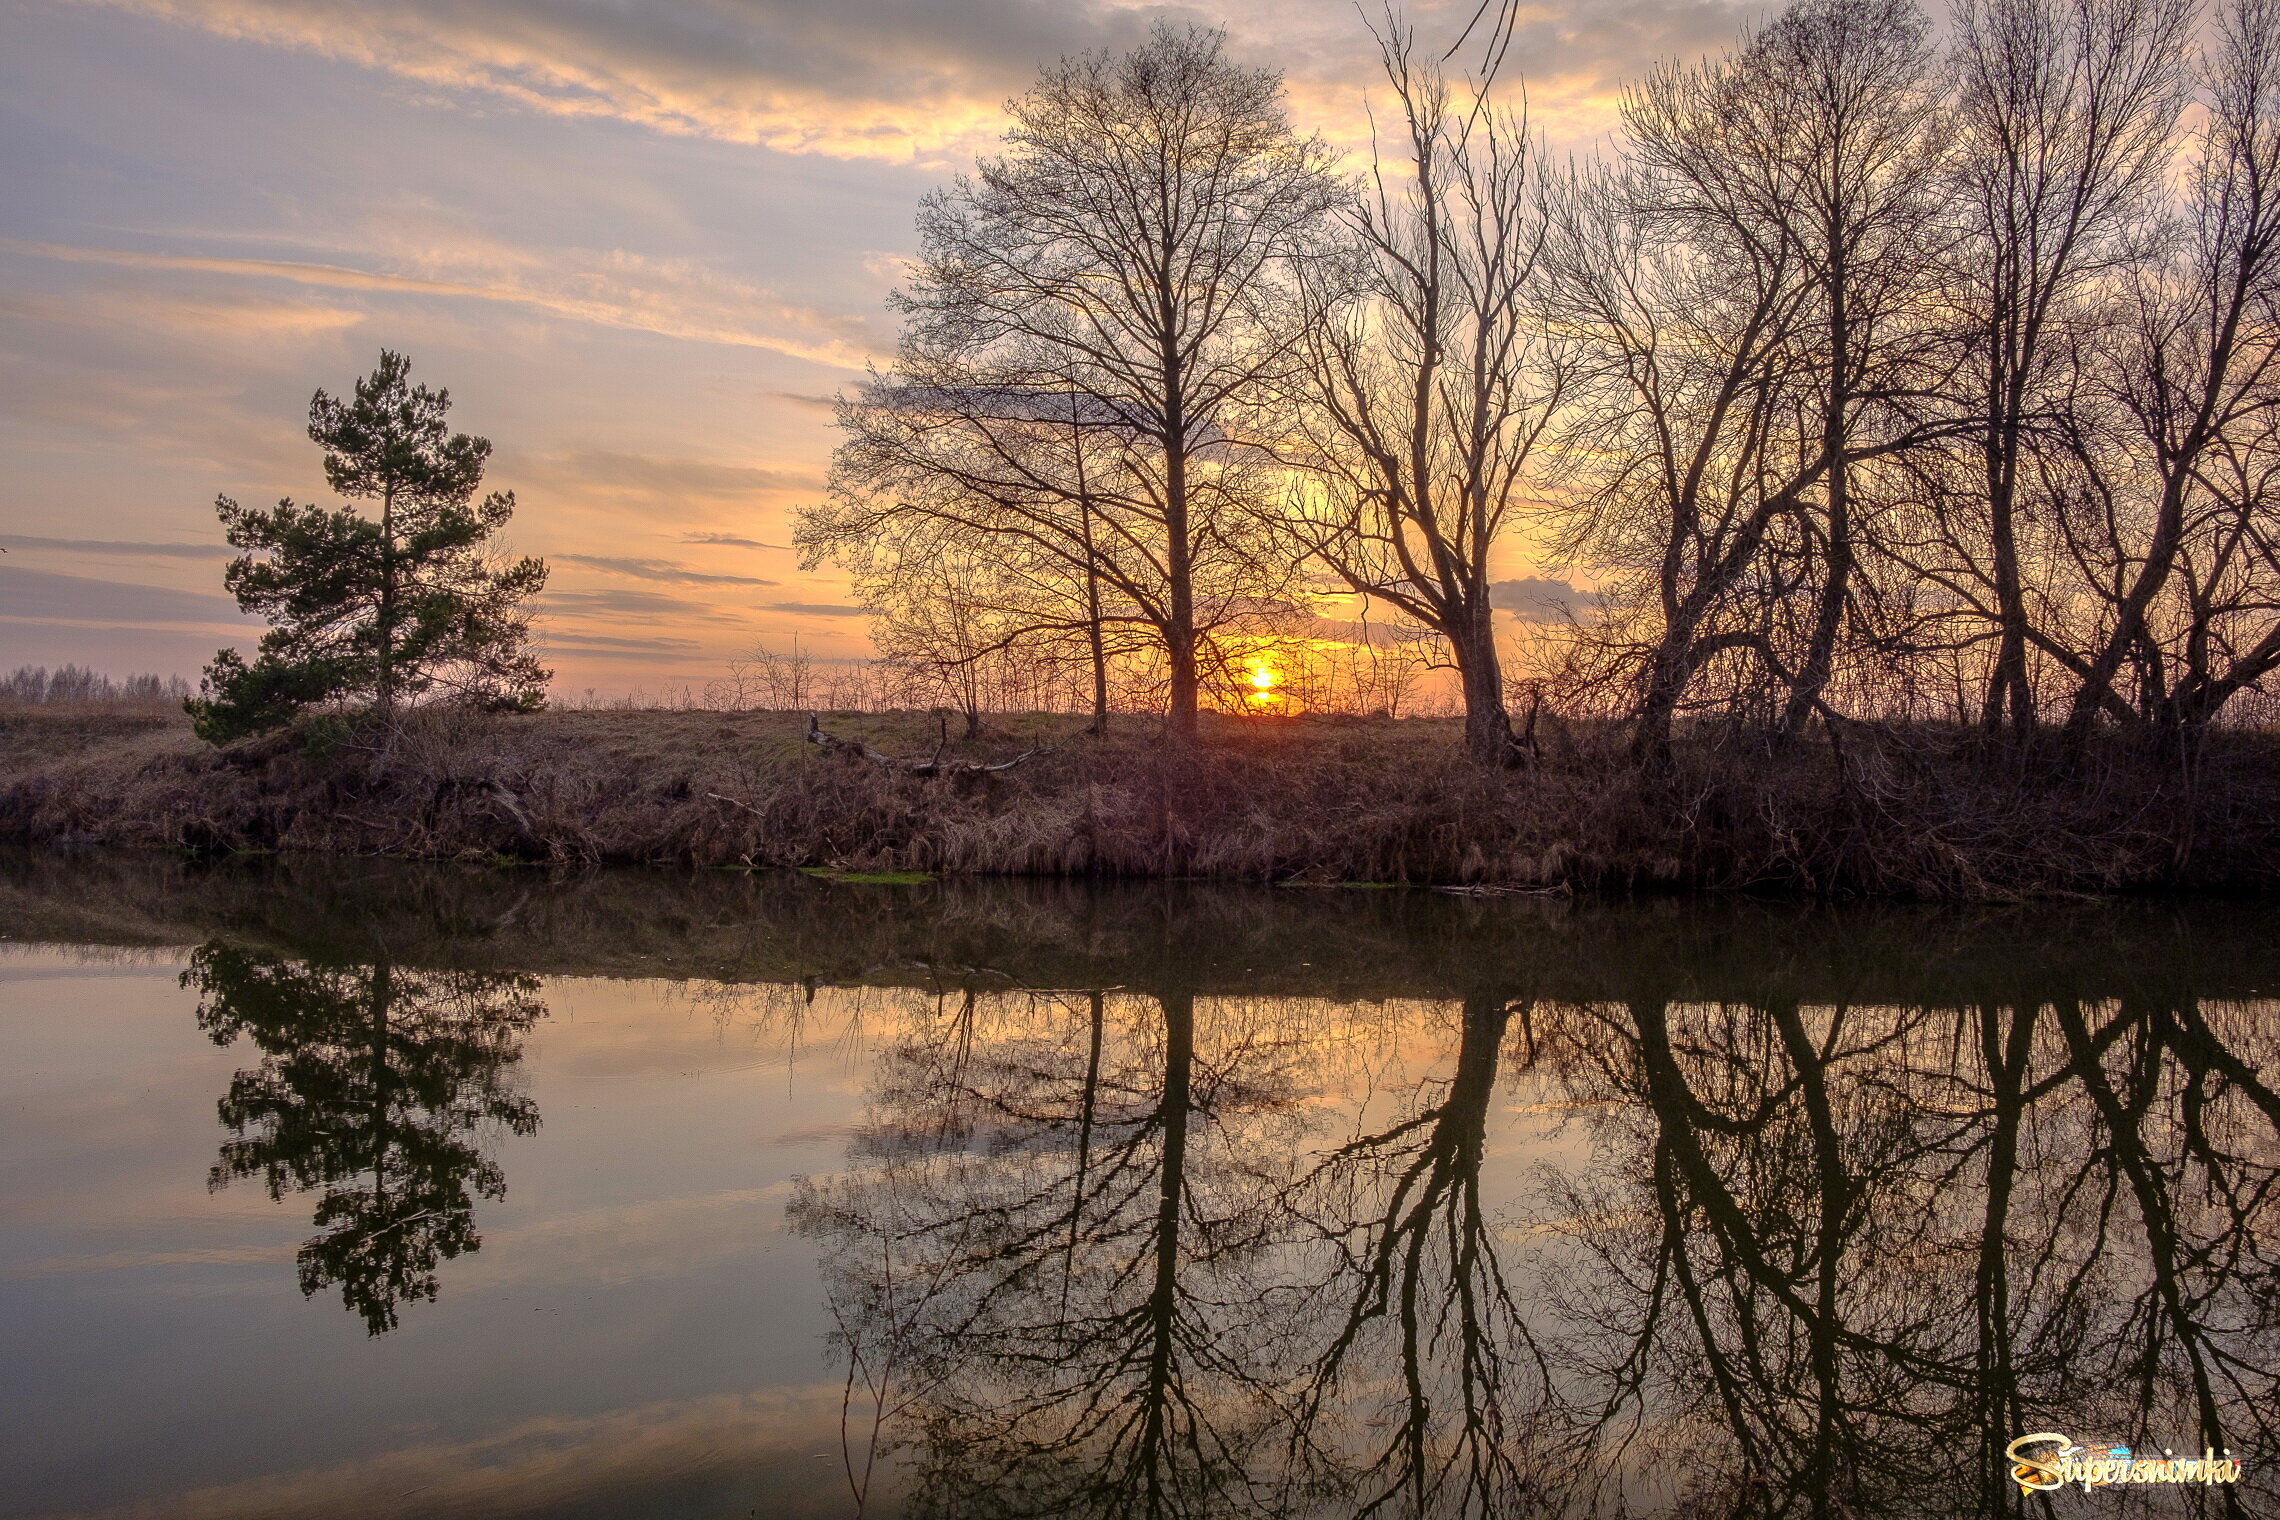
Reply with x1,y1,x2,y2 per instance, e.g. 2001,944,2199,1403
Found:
3,850,2274,1519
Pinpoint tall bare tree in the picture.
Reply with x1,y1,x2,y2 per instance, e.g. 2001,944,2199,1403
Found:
1943,0,2195,737
1543,0,1951,760
2056,0,2280,741
807,23,1342,745
1290,21,1567,766
1749,0,1953,739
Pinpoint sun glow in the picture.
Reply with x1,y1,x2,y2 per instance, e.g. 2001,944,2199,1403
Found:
1246,665,1282,706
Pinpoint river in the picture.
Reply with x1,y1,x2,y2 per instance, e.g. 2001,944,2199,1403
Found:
3,851,2272,1518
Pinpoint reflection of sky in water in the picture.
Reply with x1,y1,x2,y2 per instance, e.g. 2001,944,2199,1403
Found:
1,951,868,1518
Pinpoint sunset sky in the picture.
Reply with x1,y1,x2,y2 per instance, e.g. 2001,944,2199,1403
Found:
0,0,1752,695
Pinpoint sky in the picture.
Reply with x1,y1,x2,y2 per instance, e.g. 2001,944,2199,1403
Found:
0,0,1756,696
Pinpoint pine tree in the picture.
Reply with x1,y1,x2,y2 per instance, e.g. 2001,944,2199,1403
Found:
189,351,549,743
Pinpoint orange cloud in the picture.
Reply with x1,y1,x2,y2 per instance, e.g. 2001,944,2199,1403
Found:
64,0,1099,162
2,238,878,369
61,0,1744,164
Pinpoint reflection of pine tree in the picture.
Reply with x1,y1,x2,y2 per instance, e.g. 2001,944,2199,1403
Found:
186,945,545,1334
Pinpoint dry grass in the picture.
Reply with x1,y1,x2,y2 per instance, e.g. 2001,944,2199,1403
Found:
4,702,2279,897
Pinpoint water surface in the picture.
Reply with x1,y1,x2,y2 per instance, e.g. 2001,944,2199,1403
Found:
4,852,2274,1518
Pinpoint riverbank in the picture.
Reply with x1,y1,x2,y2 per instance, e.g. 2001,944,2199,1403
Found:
5,703,2278,897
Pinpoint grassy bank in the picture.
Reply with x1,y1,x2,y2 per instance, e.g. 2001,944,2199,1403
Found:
5,702,2279,897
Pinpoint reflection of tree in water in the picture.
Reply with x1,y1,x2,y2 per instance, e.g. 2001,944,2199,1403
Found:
1284,993,1559,1519
187,944,545,1335
804,970,2280,1519
1534,995,2280,1519
792,984,1327,1520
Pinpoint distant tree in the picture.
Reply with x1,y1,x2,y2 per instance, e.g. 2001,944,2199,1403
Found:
188,351,549,744
704,639,816,712
0,665,189,704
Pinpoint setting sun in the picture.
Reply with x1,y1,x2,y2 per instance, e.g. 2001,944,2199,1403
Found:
1246,666,1282,706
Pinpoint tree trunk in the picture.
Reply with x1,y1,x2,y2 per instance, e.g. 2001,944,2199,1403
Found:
1780,508,1850,743
1632,635,1691,768
367,958,393,1222
375,484,398,722
1162,424,1198,745
1137,985,1194,1506
1079,471,1109,737
1975,293,2040,743
1451,601,1513,767
1784,227,1852,745
2063,474,2190,745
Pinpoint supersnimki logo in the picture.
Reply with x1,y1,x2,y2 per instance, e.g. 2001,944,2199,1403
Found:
2006,1433,2243,1494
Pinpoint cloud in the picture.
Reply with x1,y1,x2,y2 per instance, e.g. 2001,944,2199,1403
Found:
532,450,819,499
66,0,1763,166
538,632,711,660
0,534,232,559
538,632,704,652
2,238,878,369
539,587,740,619
682,532,789,551
765,601,868,617
1489,576,1584,622
0,564,250,627
554,554,778,586
1302,615,1437,646
66,0,1177,163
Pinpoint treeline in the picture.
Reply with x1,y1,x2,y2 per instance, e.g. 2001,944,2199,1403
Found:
0,665,190,706
802,0,2280,766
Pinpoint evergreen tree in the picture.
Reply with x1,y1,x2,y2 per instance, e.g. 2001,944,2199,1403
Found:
189,351,549,743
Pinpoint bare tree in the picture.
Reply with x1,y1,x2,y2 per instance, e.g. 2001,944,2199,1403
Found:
854,527,1127,734
814,387,1188,734
795,0,2280,755
1749,0,1954,740
704,639,815,712
1542,0,1948,760
807,23,1343,745
1938,0,2196,737
1288,20,1567,766
2056,0,2280,741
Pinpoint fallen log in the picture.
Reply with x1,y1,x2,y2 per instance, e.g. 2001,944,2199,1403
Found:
804,713,1051,775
